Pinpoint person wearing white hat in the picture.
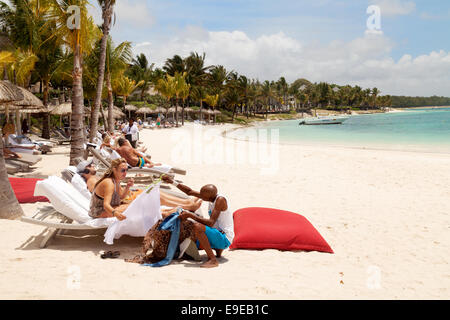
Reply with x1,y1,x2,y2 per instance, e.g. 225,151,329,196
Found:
76,159,99,193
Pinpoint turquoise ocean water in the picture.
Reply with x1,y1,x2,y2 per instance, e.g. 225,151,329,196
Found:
230,108,450,153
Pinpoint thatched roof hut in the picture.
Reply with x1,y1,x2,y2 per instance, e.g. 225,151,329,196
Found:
50,102,72,115
0,80,24,104
14,86,46,113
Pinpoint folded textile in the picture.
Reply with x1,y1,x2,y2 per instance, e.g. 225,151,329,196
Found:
143,210,181,267
103,182,162,244
126,211,196,265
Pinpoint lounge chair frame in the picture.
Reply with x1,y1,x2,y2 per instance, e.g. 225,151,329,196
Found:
20,206,106,248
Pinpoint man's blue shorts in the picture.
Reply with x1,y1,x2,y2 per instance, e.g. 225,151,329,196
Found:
196,226,231,250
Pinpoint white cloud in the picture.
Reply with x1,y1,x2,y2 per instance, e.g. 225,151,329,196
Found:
90,0,155,28
115,0,155,27
370,0,416,17
133,27,450,96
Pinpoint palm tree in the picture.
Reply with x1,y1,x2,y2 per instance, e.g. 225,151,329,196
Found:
203,93,219,123
178,76,190,126
172,71,189,127
276,77,289,110
372,87,380,109
0,80,24,219
155,74,175,111
0,0,63,138
190,85,207,122
261,80,276,118
101,38,132,130
113,76,144,109
89,0,115,142
127,53,155,100
208,65,227,95
163,54,185,76
48,0,100,164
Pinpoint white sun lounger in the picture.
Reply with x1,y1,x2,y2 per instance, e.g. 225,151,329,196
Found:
20,206,107,248
21,175,201,261
87,145,186,177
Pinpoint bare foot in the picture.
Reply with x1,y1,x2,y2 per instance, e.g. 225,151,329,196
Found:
215,249,223,258
200,259,219,268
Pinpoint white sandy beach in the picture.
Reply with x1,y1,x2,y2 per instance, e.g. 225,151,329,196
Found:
1,122,449,299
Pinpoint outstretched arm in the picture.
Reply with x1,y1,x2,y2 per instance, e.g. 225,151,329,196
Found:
162,175,201,198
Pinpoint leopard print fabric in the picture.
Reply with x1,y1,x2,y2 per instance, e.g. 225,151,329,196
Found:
126,218,196,264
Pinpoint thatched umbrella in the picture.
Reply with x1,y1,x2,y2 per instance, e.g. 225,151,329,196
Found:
125,104,137,118
205,109,214,123
0,80,23,103
167,107,182,119
106,105,126,119
136,107,153,121
50,102,72,128
0,84,45,134
50,102,72,115
213,109,221,123
0,80,24,134
155,107,166,114
12,86,45,134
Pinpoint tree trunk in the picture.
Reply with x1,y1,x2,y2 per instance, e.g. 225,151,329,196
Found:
232,105,237,122
69,45,85,165
199,100,203,123
181,101,185,126
41,80,50,139
0,137,23,219
106,71,114,131
100,106,108,132
89,0,113,142
175,99,179,127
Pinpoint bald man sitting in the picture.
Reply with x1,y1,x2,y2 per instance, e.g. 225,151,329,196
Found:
162,175,234,268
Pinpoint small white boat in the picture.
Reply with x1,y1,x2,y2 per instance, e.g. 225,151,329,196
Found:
299,115,350,125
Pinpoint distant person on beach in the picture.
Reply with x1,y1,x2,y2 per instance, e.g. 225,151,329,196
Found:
21,119,29,134
156,115,161,128
162,175,234,268
113,137,161,168
122,118,139,148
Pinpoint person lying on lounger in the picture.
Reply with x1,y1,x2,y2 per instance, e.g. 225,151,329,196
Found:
89,158,202,221
162,175,234,268
76,159,99,193
113,137,160,168
3,147,20,159
3,133,37,152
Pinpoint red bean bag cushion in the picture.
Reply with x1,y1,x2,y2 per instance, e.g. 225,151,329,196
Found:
230,207,333,253
8,177,49,204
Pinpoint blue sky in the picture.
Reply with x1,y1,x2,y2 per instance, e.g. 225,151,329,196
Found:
91,0,450,96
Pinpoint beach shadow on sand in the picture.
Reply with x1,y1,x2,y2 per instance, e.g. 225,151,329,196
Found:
16,229,144,259
174,256,230,268
16,230,231,267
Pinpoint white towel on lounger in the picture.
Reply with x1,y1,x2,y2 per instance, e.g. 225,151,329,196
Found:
103,182,162,245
